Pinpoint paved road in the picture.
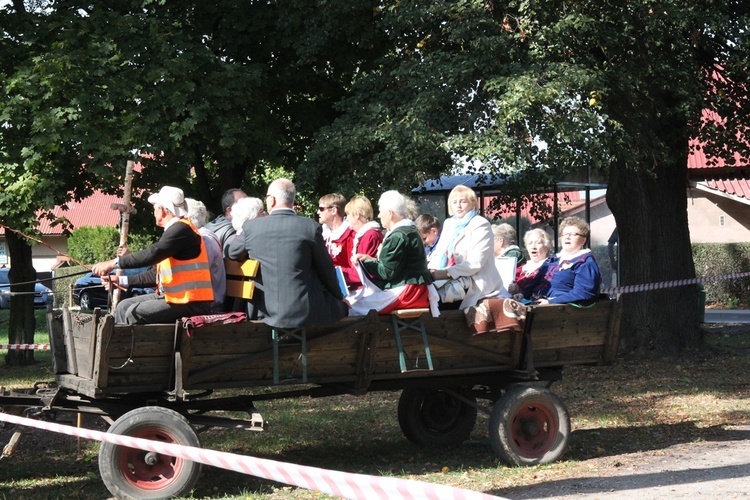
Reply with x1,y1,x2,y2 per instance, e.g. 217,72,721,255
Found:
704,309,750,323
508,428,750,499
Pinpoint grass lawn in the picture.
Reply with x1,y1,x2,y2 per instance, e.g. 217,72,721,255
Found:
0,310,54,388
1,319,749,499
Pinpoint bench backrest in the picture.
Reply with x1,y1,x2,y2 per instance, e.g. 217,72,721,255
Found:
224,258,259,300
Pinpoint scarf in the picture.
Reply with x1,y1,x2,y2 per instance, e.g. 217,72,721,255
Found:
438,209,476,269
520,258,546,277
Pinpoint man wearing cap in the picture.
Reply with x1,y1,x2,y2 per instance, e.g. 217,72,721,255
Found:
91,186,214,324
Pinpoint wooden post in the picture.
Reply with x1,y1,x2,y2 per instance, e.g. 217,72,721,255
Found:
112,160,135,311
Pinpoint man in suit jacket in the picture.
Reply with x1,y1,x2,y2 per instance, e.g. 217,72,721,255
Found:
227,178,348,328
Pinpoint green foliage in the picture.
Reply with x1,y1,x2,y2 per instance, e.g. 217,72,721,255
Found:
126,232,157,253
693,243,750,307
2,0,749,355
67,226,119,265
49,265,87,310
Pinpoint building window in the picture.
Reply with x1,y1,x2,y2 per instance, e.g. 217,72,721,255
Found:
719,215,726,227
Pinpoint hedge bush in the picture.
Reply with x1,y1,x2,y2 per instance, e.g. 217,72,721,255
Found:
693,243,750,307
52,265,89,308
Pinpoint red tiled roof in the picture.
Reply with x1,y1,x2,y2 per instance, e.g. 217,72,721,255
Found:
688,138,747,171
0,191,122,236
703,178,750,200
688,108,748,172
41,191,122,235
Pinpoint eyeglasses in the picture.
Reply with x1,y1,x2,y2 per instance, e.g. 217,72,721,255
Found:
562,232,584,238
318,206,332,212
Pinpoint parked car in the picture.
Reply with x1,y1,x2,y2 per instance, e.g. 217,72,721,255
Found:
0,268,54,309
72,267,155,310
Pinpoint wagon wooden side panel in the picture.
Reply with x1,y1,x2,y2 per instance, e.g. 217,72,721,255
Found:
54,309,178,398
102,323,177,393
527,298,622,368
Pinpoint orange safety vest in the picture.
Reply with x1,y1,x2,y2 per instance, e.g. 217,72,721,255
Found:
156,219,214,304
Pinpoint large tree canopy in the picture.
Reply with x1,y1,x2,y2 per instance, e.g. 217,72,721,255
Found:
2,0,749,358
303,0,750,354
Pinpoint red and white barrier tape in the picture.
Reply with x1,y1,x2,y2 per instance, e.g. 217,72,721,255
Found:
0,412,499,500
0,344,50,351
601,271,750,296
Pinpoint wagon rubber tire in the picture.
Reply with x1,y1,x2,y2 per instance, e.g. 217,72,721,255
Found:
397,388,477,447
98,407,202,500
489,385,570,466
79,291,92,310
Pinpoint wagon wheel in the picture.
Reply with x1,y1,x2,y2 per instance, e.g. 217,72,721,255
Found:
397,388,477,448
98,407,202,500
489,385,570,466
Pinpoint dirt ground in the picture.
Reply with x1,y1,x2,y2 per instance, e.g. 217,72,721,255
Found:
506,319,750,500
507,426,750,499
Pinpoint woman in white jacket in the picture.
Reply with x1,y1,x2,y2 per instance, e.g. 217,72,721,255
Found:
427,185,502,309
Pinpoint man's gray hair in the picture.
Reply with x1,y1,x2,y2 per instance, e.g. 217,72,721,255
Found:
378,190,407,218
268,178,296,205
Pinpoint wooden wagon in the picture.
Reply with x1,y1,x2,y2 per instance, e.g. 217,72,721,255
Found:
1,285,621,499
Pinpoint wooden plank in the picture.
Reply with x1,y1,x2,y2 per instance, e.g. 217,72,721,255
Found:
106,373,173,388
55,374,103,399
224,258,259,277
225,258,259,299
86,312,99,379
46,310,67,374
426,335,515,365
225,279,255,300
61,307,78,376
106,357,173,372
92,314,114,389
532,331,609,350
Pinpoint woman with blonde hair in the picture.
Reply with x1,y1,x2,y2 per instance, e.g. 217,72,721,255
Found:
428,185,501,309
343,195,384,289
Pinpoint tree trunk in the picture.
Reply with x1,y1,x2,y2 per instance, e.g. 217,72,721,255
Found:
4,231,36,366
606,138,701,356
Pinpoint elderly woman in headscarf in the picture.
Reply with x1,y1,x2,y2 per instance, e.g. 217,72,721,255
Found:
427,185,502,309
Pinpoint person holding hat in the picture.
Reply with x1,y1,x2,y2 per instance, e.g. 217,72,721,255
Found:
91,185,215,324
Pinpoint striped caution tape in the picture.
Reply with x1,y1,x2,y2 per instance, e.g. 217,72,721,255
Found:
0,412,500,500
601,271,750,296
0,344,50,351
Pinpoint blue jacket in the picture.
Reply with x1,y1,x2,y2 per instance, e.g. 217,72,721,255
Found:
539,251,601,304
